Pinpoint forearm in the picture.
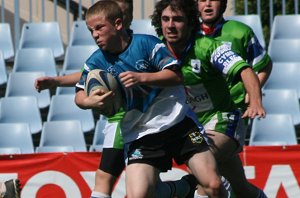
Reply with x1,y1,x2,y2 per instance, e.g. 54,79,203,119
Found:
257,60,272,87
241,67,262,106
120,69,183,88
143,70,183,86
56,72,82,86
75,90,89,109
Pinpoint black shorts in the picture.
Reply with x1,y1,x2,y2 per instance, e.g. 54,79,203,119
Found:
99,148,125,177
126,116,209,172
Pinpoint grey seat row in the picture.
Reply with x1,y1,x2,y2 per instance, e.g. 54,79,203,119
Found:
0,119,107,154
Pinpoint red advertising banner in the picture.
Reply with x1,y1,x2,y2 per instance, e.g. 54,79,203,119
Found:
0,145,300,198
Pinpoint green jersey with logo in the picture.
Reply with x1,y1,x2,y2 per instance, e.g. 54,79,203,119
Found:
201,19,271,110
181,35,249,128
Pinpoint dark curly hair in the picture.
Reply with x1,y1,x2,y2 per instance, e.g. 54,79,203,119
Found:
151,0,200,37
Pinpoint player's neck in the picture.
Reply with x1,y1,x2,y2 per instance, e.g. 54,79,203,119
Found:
166,40,187,60
109,30,131,54
201,17,223,29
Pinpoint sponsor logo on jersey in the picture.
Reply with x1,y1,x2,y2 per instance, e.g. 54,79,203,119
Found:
191,59,201,74
211,44,243,74
188,131,204,144
185,84,214,112
136,60,150,70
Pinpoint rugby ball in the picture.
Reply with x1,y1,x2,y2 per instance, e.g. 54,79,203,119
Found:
85,69,122,117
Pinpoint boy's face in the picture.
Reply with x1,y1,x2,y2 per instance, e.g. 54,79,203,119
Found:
86,14,120,52
198,0,222,24
161,6,191,45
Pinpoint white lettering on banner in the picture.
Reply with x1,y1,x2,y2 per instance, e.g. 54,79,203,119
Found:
2,161,300,197
0,173,18,182
244,166,255,179
21,171,81,198
264,165,300,198
80,171,95,190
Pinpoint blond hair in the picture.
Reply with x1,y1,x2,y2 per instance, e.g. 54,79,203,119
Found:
86,0,123,25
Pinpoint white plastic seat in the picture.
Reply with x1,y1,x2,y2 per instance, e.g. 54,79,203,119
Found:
0,23,14,60
261,89,300,126
55,70,79,95
263,62,300,98
69,20,96,46
0,147,21,155
130,19,158,37
0,51,7,86
47,95,95,133
225,14,265,49
12,48,57,76
39,120,87,152
268,39,300,62
62,45,98,72
36,146,75,153
5,72,51,109
19,22,64,60
270,15,300,40
55,86,76,95
89,119,107,152
0,123,34,153
249,114,297,146
0,96,42,134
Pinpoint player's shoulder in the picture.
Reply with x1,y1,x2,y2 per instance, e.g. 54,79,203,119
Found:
85,48,103,63
223,20,253,34
195,33,222,49
131,34,166,51
132,34,161,42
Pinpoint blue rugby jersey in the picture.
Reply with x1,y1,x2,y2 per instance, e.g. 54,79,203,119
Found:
76,34,188,143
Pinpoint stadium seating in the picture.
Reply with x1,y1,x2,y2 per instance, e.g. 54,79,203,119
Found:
47,95,95,133
68,20,96,46
55,70,79,95
62,45,98,72
89,118,107,152
5,72,51,109
0,123,34,154
12,48,57,76
261,89,300,126
249,114,297,146
55,86,76,95
36,146,74,153
263,62,300,98
0,23,14,61
0,51,7,86
270,15,300,41
130,19,158,37
0,147,21,155
19,22,64,60
38,120,87,152
268,39,300,62
225,14,265,49
0,96,42,134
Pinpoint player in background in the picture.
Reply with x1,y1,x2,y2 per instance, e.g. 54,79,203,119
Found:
151,0,267,197
0,179,21,198
75,1,228,198
35,1,215,198
198,0,272,134
195,1,272,197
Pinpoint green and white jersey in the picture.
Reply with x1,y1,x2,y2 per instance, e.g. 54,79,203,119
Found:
200,19,271,110
102,110,125,149
181,34,249,127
